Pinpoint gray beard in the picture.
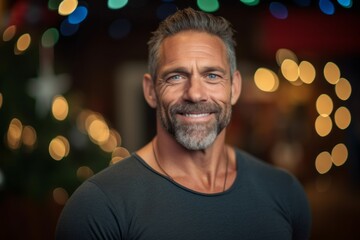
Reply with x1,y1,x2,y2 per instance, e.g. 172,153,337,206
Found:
158,102,232,150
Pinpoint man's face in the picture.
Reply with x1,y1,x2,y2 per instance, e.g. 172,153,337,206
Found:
155,31,234,150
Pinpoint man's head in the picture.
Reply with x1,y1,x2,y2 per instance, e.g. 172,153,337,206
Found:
147,7,237,81
143,8,241,150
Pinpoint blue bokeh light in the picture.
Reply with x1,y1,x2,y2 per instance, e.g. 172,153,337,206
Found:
60,19,80,36
68,6,88,24
269,2,288,20
319,0,335,15
337,0,352,8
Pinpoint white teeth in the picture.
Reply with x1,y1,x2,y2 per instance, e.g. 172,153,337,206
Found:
184,113,209,118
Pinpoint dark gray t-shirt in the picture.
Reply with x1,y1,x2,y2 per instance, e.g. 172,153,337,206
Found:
56,148,311,240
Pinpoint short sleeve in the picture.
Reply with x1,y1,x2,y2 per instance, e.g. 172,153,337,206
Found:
55,181,122,240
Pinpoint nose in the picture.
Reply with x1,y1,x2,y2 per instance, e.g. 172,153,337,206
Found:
183,76,208,102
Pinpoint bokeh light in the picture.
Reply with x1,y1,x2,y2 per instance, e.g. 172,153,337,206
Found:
254,67,279,92
52,95,69,121
76,166,94,181
197,0,220,12
108,0,128,9
53,187,69,205
316,94,333,117
68,6,88,24
269,2,288,19
49,136,70,161
6,118,23,150
315,151,332,174
58,0,78,16
335,77,352,101
275,48,298,66
324,62,340,84
60,18,80,36
281,59,299,82
22,125,37,149
315,115,332,137
15,33,31,54
41,28,60,48
110,147,130,164
99,129,121,152
299,61,316,84
239,0,260,6
2,25,16,42
48,0,61,10
319,0,335,15
331,143,348,166
337,0,352,8
85,113,110,144
334,106,351,130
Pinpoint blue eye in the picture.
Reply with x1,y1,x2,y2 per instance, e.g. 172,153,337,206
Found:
167,74,185,82
207,73,219,79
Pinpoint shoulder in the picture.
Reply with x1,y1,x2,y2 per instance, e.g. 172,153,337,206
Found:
235,148,298,184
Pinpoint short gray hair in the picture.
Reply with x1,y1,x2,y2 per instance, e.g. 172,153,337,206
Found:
147,8,237,80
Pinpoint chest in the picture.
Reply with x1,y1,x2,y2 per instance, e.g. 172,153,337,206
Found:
124,187,293,240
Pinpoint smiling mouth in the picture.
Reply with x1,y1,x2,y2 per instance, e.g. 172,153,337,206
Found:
183,113,211,118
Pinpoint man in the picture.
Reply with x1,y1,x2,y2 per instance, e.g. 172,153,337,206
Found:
56,8,311,239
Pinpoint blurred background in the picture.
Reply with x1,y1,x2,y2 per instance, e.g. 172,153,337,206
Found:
0,0,359,239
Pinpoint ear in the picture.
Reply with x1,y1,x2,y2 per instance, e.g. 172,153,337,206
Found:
143,73,157,108
230,70,242,105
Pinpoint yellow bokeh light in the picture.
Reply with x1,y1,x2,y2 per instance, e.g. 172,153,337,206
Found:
334,106,351,130
58,0,78,16
22,125,37,148
315,115,332,137
76,109,92,133
112,146,130,158
53,187,69,205
16,33,31,52
77,166,94,181
335,77,352,101
281,59,299,82
88,119,110,144
111,146,130,164
316,94,333,117
52,95,69,121
331,143,348,167
324,62,340,85
3,25,16,42
299,61,316,84
275,48,298,66
254,68,279,92
7,118,23,150
100,129,121,152
315,151,332,174
110,156,124,165
49,135,70,160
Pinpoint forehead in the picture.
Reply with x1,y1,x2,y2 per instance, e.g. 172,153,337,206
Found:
158,31,228,67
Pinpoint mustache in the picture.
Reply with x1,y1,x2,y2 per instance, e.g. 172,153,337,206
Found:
170,102,220,115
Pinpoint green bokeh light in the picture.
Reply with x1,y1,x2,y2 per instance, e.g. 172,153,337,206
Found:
41,28,60,48
240,0,260,6
108,0,128,10
197,0,220,13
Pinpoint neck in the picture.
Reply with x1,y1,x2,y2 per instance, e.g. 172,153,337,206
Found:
151,132,231,193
